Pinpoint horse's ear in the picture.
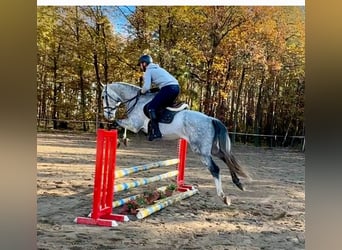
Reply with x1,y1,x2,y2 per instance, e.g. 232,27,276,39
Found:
99,82,105,89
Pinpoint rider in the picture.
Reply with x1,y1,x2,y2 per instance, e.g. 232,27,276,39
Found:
137,54,180,141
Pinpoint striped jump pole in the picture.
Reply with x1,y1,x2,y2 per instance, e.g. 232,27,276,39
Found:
114,170,178,192
115,158,179,179
113,186,168,208
136,188,199,219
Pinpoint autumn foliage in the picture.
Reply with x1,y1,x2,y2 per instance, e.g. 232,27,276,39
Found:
37,6,305,147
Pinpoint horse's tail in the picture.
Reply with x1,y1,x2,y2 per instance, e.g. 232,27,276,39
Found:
211,119,249,191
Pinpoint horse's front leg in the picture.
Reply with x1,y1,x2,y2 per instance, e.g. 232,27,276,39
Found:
122,128,128,146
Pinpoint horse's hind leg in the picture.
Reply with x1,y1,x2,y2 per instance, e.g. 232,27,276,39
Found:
200,155,231,206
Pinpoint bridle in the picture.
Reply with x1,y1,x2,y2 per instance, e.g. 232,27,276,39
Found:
103,84,140,118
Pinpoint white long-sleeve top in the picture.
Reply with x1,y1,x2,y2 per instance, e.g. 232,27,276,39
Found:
141,63,179,94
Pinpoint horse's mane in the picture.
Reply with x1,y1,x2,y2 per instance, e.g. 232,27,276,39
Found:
110,82,141,91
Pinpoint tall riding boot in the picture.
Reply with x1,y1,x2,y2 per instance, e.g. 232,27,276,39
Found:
148,109,162,141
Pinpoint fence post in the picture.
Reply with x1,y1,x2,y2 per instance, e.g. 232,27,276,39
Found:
75,129,128,227
177,138,193,191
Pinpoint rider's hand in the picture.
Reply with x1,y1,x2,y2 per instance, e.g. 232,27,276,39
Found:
137,89,143,96
150,87,159,93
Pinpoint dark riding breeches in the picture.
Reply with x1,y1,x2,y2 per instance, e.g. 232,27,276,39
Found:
147,85,180,111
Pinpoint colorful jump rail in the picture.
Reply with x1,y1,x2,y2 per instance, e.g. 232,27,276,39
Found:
112,185,168,208
114,170,179,192
74,129,197,227
136,188,199,219
115,158,179,178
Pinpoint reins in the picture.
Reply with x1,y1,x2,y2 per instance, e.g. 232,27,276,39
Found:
104,85,140,117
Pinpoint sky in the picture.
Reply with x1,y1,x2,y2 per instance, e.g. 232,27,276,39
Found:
111,6,135,35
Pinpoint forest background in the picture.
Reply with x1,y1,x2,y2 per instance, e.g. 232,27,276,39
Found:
37,6,305,148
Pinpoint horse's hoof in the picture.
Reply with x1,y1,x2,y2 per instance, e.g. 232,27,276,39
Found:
224,196,231,206
123,138,128,146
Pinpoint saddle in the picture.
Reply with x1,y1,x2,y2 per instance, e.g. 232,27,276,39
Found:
143,102,189,124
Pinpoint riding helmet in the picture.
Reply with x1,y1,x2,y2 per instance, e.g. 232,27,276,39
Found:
137,54,153,66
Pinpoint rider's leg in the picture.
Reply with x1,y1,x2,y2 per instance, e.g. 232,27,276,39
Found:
147,85,180,141
148,108,162,141
158,85,180,107
147,93,163,141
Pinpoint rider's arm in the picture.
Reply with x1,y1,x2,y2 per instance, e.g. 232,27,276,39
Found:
141,69,152,94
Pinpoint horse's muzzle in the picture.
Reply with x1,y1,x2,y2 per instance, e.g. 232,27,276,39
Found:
104,108,116,121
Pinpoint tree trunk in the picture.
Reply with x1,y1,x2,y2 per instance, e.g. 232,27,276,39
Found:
79,70,87,131
38,65,48,129
75,6,87,131
232,66,246,143
93,52,103,129
204,58,214,116
229,89,235,130
266,74,279,147
254,74,265,147
199,84,204,113
52,52,59,129
101,22,109,84
282,118,292,146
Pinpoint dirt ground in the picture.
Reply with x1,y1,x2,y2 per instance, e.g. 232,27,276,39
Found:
37,130,305,250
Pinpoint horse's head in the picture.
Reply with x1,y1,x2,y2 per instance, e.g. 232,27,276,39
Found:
101,84,122,121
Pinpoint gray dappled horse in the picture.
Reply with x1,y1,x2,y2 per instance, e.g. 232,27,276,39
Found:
102,82,249,205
